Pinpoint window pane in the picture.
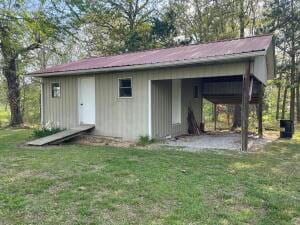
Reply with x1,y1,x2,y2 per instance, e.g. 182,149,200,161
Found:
120,79,131,88
51,83,61,98
120,87,132,97
120,79,131,87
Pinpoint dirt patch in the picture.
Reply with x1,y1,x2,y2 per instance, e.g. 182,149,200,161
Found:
72,135,135,148
10,170,54,182
47,181,70,194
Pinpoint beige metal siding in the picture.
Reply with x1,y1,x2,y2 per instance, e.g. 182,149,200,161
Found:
148,62,245,81
254,56,267,84
266,43,275,80
151,80,172,138
94,73,149,140
43,76,78,128
151,79,202,139
42,62,246,140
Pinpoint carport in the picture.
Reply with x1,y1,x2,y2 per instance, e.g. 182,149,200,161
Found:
149,36,275,151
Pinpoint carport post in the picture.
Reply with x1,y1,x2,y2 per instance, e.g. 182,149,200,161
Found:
241,61,251,151
258,83,264,138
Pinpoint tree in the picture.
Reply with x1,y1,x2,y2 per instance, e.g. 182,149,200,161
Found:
0,0,87,126
173,0,240,42
263,0,300,122
84,0,160,55
150,7,178,47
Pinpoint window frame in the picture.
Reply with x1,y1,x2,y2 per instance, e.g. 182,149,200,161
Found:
51,82,61,98
118,77,133,98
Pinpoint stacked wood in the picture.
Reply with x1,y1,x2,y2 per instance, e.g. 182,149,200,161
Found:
187,106,200,135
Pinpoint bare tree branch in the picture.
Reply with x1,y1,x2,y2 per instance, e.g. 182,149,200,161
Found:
13,42,41,60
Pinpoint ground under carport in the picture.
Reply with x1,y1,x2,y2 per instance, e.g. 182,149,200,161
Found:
162,131,278,151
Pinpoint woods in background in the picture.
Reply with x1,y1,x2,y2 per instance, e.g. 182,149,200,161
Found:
0,0,299,128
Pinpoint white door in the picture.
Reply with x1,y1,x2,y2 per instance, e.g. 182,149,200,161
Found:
79,77,95,124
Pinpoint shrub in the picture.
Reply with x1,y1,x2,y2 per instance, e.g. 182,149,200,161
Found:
33,127,63,138
137,135,153,146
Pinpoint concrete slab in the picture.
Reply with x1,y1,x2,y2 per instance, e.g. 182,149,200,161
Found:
27,125,95,146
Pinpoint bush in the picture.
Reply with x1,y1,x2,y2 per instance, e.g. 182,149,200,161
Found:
137,135,153,146
33,127,63,138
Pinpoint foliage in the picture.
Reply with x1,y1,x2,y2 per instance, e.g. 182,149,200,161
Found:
0,128,299,224
137,135,154,146
0,107,9,127
262,0,300,122
33,127,63,138
0,0,90,126
82,0,180,55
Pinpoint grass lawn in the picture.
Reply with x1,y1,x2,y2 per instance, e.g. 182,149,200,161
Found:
0,129,299,225
0,107,9,126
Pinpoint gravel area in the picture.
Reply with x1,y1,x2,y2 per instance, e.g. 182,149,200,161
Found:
162,131,276,151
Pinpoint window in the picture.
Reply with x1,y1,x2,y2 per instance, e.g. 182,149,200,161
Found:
193,85,199,98
119,78,132,97
51,83,61,98
172,79,181,124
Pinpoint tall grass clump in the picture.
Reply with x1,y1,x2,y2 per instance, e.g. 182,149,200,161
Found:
137,135,154,146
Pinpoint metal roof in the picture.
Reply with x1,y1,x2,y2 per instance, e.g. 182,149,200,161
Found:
31,35,273,76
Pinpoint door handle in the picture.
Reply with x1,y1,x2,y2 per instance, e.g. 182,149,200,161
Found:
80,103,83,106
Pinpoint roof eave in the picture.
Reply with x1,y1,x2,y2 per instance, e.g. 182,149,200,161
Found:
29,50,266,77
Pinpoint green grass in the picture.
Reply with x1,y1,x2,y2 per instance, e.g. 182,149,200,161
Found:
0,107,9,127
0,129,299,225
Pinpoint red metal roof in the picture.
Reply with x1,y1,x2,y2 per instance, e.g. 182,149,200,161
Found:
32,35,272,75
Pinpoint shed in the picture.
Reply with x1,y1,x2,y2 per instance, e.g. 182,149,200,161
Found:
30,35,275,150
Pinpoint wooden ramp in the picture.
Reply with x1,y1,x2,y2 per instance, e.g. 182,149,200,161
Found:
27,125,95,146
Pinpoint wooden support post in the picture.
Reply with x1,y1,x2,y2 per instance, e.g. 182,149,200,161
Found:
258,83,264,138
241,62,251,151
214,104,217,131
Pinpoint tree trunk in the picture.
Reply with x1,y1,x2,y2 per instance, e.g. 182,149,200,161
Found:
3,59,23,126
257,83,264,138
21,76,26,116
239,0,245,39
232,105,242,128
290,0,296,122
290,53,296,122
281,79,288,120
276,73,282,120
214,104,217,131
296,81,300,123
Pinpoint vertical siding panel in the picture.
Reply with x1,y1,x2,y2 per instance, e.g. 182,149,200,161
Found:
67,78,71,127
42,76,77,129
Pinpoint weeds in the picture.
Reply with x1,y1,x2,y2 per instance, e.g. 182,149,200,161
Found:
33,127,63,138
137,135,154,146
